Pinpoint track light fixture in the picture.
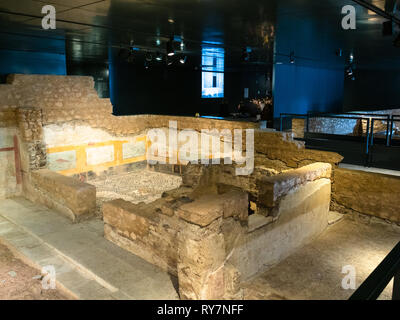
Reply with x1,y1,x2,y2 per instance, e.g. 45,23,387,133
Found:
156,51,163,61
167,37,175,56
290,51,295,64
345,53,356,80
180,55,187,64
346,66,353,76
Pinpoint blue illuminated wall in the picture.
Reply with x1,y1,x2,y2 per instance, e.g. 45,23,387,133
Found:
0,33,66,79
272,2,345,118
0,50,66,77
273,64,344,116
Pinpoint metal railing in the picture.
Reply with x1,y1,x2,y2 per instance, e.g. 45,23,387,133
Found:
349,241,400,300
279,112,400,166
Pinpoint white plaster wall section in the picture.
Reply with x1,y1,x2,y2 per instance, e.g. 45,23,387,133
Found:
122,141,146,160
309,117,357,135
86,145,115,166
0,152,17,198
0,127,15,149
0,127,17,198
149,127,237,163
43,123,143,148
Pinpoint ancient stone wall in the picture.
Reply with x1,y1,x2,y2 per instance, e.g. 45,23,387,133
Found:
292,109,400,139
0,74,342,183
0,74,257,180
0,107,21,199
292,117,358,138
332,168,400,224
103,162,332,299
229,163,331,279
28,169,96,222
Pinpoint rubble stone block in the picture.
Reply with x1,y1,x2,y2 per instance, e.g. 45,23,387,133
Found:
258,162,332,207
177,195,224,227
30,169,96,221
333,168,400,223
177,219,227,300
103,199,158,238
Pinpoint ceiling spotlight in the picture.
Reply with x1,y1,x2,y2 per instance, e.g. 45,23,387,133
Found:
167,38,175,56
156,39,161,46
180,41,185,51
167,57,173,66
168,18,175,24
144,61,149,69
156,51,163,61
180,56,187,64
346,67,353,76
349,53,354,63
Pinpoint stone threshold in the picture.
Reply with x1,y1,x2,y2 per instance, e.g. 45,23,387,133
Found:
0,197,179,300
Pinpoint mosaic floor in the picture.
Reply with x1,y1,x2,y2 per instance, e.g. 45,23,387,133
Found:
89,169,183,215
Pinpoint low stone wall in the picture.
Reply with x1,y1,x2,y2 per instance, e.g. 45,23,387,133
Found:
229,163,331,279
103,162,332,299
332,168,400,224
1,74,258,180
27,169,96,222
292,117,357,138
291,109,400,139
0,74,342,230
0,108,21,199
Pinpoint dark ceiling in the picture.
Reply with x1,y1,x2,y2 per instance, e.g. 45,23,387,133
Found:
0,0,399,68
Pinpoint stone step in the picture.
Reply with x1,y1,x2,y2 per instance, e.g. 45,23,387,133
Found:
0,197,179,300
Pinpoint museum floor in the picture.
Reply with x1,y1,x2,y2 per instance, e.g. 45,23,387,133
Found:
1,169,399,300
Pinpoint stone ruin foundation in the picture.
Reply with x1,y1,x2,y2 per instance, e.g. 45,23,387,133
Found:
103,162,333,299
0,74,350,299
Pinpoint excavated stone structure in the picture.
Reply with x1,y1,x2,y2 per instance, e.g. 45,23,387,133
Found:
103,161,333,299
0,73,363,299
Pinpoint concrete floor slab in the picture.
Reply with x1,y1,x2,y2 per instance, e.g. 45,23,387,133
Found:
3,196,397,300
243,218,400,300
339,163,400,177
0,197,179,300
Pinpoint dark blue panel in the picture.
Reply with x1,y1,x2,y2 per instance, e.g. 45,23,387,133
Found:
274,64,344,117
0,49,66,76
273,1,345,117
